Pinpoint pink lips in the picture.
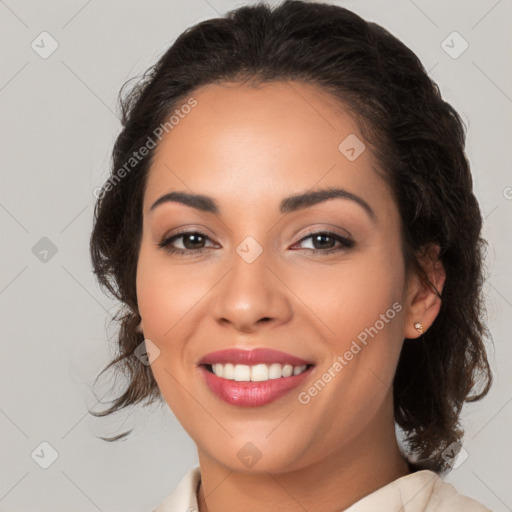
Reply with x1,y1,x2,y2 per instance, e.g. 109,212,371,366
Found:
198,348,312,366
198,348,314,407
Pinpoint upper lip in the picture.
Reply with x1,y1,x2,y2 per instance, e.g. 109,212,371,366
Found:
198,348,314,366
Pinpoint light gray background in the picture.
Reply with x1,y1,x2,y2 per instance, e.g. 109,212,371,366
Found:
1,0,510,511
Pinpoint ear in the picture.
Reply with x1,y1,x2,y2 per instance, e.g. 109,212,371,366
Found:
135,319,144,334
403,244,446,339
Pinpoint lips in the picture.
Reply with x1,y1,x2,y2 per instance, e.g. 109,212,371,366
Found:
197,348,315,407
198,348,312,366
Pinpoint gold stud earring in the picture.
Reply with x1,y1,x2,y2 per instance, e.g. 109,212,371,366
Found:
414,322,423,334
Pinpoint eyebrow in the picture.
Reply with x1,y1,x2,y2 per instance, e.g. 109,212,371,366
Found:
150,187,376,221
151,191,219,214
280,187,375,221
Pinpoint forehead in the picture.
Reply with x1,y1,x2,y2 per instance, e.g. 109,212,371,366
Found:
144,80,395,218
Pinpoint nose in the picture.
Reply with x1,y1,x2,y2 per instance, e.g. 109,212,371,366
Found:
210,245,293,333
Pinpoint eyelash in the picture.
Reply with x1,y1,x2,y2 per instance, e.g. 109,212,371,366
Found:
157,230,354,258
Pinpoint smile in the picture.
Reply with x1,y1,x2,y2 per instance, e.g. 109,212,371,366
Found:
208,362,309,381
198,348,315,407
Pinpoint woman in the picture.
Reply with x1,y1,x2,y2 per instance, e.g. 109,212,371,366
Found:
89,1,493,510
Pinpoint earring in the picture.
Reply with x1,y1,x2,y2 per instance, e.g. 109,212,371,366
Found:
414,322,423,334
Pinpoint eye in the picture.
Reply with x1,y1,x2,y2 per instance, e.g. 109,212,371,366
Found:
157,230,354,257
292,231,354,254
158,231,218,256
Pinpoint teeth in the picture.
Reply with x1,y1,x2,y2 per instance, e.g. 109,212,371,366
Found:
282,364,293,377
223,363,234,379
251,364,268,382
293,365,306,375
268,363,282,379
233,364,251,381
209,363,308,381
212,363,223,378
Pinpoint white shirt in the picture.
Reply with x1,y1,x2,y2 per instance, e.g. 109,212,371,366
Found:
152,466,490,511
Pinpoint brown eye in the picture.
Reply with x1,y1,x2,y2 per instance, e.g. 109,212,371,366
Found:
158,231,217,256
293,231,354,253
311,233,336,250
181,233,207,249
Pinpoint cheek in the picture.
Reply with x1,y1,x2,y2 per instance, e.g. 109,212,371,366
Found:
135,247,193,397
335,252,406,395
289,249,404,347
287,244,407,413
136,244,207,341
293,254,405,434
135,247,200,411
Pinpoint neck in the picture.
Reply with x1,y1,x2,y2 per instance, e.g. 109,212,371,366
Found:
196,406,409,512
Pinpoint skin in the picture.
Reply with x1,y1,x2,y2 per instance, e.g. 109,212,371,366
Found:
136,81,446,512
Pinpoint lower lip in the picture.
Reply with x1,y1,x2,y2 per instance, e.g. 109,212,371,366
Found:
199,365,313,407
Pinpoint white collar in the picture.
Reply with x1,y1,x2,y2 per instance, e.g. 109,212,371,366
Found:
153,466,490,511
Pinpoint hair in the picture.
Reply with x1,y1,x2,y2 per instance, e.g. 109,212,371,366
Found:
89,0,492,471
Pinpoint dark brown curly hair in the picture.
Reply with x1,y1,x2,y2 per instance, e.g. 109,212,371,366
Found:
89,0,492,471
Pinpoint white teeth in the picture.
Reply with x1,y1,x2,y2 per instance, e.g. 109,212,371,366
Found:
233,364,251,381
282,364,293,377
268,363,282,379
293,365,307,375
212,363,223,378
251,364,269,382
209,362,309,381
223,363,234,379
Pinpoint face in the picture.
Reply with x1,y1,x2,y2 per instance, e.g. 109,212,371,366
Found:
136,81,412,472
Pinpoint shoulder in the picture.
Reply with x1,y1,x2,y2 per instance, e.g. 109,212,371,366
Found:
345,470,491,511
426,473,491,511
151,466,200,512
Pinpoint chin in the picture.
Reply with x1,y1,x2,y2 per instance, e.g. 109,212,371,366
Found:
196,431,316,475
